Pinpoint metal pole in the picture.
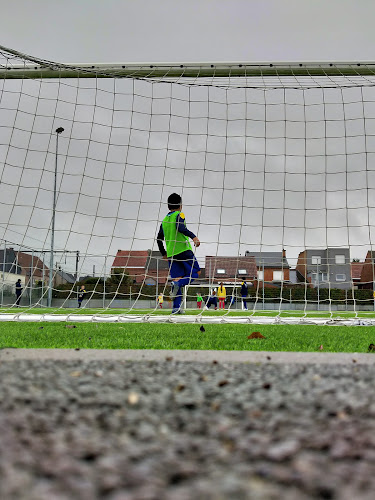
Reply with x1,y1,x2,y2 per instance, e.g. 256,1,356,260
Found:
41,252,45,306
262,261,265,310
317,262,320,311
1,240,6,306
48,127,64,307
209,259,212,291
103,256,106,309
156,256,159,301
75,250,79,281
30,250,34,306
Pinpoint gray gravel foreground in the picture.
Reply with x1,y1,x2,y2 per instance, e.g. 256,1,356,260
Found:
1,359,375,499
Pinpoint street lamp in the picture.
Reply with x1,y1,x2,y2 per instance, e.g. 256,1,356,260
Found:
47,127,64,307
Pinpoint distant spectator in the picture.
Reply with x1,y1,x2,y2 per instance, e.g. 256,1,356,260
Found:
241,280,248,310
78,285,86,308
217,282,226,309
15,279,22,307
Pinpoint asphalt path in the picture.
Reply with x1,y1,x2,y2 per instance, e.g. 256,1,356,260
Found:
1,349,375,499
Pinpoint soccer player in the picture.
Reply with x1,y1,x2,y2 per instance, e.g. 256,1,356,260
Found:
157,193,201,314
196,292,203,309
15,279,22,307
157,293,164,309
206,289,218,310
78,284,86,308
217,282,226,309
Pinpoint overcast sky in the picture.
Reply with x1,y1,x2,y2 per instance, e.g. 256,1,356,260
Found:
1,0,375,279
2,0,375,64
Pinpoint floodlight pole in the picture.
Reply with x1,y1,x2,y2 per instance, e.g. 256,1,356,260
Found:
48,127,64,307
1,240,6,306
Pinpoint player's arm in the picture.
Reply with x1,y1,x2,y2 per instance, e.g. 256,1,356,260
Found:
156,224,168,258
176,213,200,247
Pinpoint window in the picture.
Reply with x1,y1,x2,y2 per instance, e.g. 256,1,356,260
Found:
217,269,225,274
238,269,247,275
257,270,264,280
335,255,345,264
311,256,321,265
312,272,329,284
336,274,346,281
273,270,284,281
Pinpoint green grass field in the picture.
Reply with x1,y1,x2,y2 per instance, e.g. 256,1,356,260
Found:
0,313,375,353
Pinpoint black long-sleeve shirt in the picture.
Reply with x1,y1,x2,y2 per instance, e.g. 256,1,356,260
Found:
157,212,196,256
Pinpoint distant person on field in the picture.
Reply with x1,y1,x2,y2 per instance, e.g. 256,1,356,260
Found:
15,279,22,307
78,285,86,308
241,279,248,310
157,293,164,309
217,282,226,309
157,193,201,314
196,293,203,309
206,289,218,310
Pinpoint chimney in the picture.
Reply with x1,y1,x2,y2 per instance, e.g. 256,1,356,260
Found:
282,249,286,259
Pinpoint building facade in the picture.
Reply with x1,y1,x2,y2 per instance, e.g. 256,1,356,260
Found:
244,250,290,286
296,248,351,289
205,256,257,285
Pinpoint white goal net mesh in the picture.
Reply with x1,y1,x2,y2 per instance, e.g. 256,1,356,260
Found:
1,45,375,324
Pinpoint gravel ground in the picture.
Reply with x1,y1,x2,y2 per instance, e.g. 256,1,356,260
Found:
1,356,375,499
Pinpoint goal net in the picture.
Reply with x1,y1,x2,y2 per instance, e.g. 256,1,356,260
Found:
1,44,375,324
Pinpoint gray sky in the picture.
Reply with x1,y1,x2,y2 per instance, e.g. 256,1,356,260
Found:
1,0,375,278
2,0,375,64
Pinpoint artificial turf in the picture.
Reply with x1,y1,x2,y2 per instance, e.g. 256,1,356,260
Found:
0,321,375,353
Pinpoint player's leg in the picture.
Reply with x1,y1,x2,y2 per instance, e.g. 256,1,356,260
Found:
242,296,248,310
177,251,200,288
169,259,185,312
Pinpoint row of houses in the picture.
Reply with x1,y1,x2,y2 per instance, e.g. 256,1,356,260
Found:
0,248,77,289
112,248,375,290
3,246,375,291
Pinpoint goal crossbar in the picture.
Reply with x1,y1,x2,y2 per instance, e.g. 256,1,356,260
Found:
1,45,375,79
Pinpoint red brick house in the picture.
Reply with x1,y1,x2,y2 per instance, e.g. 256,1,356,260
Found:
351,261,364,288
245,250,290,287
16,251,49,282
3,248,49,285
111,250,169,284
205,256,258,285
360,251,375,289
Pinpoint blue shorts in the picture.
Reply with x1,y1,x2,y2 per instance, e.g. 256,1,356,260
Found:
169,250,200,280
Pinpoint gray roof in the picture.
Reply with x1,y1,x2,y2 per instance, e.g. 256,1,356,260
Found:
56,270,76,284
146,250,169,271
0,249,21,274
244,251,289,268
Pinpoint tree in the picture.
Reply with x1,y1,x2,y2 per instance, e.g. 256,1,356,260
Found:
107,268,130,285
